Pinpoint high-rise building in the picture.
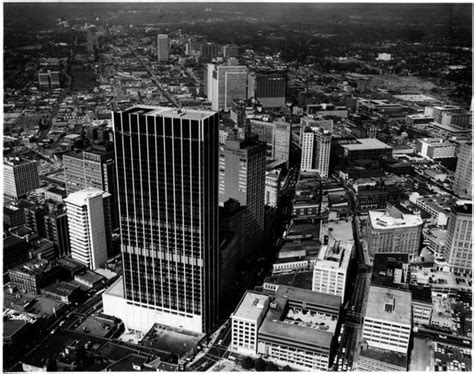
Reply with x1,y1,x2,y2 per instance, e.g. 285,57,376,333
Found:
444,201,472,275
208,64,248,112
221,44,239,58
157,34,169,62
64,188,111,270
312,241,353,302
366,208,423,257
358,286,411,371
44,202,70,258
250,118,291,166
38,70,60,89
219,136,266,255
248,70,286,108
453,142,472,199
4,158,40,200
104,106,219,334
201,42,220,62
63,148,118,228
301,126,332,178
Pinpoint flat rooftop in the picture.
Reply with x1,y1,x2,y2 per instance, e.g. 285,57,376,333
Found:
322,219,354,243
359,346,408,368
315,242,352,271
341,138,392,151
233,291,270,322
365,286,411,325
64,187,110,206
369,210,423,230
264,270,313,291
122,106,216,121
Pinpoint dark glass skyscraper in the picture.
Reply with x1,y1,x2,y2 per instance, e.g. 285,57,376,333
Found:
113,106,219,334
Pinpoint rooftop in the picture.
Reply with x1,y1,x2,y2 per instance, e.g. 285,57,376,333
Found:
4,319,28,338
105,354,153,372
264,270,313,291
233,291,270,322
369,210,423,230
122,105,216,121
365,286,412,325
322,219,354,243
359,346,408,368
315,242,352,272
64,187,110,206
341,138,392,151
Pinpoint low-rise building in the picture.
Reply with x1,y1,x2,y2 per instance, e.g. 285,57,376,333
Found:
416,138,456,159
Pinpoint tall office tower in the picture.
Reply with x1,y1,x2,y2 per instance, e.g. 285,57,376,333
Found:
111,106,219,334
443,201,472,275
201,42,220,62
219,136,266,255
23,201,48,237
221,44,239,58
157,34,169,62
3,158,40,200
38,70,60,89
209,64,248,112
250,118,291,166
63,148,118,229
248,70,286,108
453,142,472,199
301,126,332,178
44,204,70,258
64,188,111,270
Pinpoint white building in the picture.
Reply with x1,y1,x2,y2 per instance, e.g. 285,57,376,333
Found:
312,241,353,302
3,158,40,200
265,170,281,208
416,138,456,159
230,291,270,356
362,286,412,354
64,188,110,270
208,64,248,112
301,126,331,178
376,53,392,61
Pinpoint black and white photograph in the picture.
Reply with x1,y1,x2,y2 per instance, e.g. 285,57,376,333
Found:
2,1,472,372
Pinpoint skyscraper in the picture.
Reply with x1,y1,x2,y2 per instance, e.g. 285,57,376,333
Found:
64,188,111,270
453,142,472,199
219,136,266,255
248,70,287,108
3,158,40,200
111,106,219,334
208,64,248,112
157,34,169,62
250,118,292,166
301,126,332,177
444,201,472,275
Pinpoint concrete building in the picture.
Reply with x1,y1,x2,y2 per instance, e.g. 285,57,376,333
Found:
444,201,472,275
157,34,169,62
38,69,60,89
230,291,270,356
453,142,472,199
416,138,456,159
44,207,70,258
8,259,64,294
362,286,412,355
338,138,392,162
103,106,220,335
415,195,456,227
63,148,118,228
4,158,40,200
64,188,111,270
221,44,239,58
247,70,286,108
265,170,282,208
208,64,248,112
250,118,291,165
219,136,266,255
301,126,331,178
257,286,341,371
312,241,353,302
366,208,423,257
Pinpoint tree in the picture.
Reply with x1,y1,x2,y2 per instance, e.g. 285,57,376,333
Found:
255,357,266,371
265,361,278,371
241,356,254,370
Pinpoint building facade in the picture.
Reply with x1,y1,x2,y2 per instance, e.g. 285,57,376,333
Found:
219,137,266,256
64,188,111,270
248,70,286,108
444,201,472,275
301,126,331,178
111,106,219,334
416,138,456,159
366,209,423,257
209,64,248,112
4,158,40,200
157,34,169,62
453,142,472,199
250,119,291,166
